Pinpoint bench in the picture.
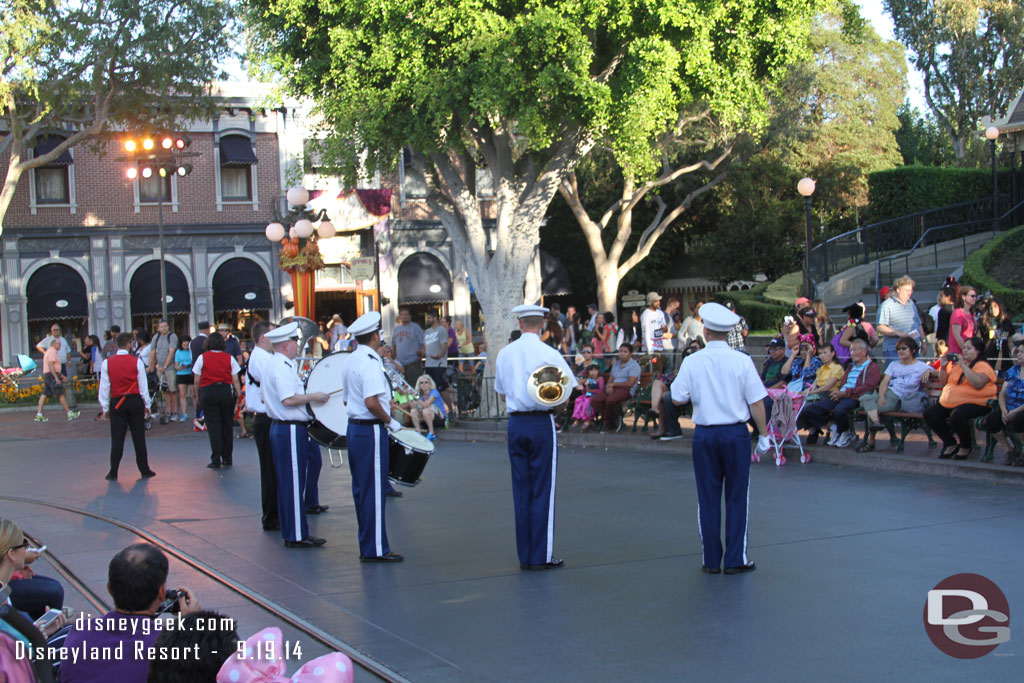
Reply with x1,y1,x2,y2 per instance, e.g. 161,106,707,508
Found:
622,372,656,432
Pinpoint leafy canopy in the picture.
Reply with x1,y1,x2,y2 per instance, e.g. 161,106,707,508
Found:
249,0,817,181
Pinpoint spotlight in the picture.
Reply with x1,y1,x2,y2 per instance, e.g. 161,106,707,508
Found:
141,166,153,178
126,167,138,179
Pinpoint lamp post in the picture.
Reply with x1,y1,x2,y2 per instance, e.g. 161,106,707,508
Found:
797,177,816,299
986,126,1000,233
265,188,335,321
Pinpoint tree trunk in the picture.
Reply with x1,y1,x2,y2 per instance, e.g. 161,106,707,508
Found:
0,155,25,235
595,262,620,316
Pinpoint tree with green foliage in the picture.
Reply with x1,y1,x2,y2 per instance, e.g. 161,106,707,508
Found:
246,0,819,372
894,102,957,166
0,0,235,234
885,0,1024,161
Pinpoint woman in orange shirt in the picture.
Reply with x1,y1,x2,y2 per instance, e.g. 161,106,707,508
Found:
923,337,997,460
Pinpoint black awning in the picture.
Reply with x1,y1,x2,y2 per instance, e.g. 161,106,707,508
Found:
130,260,190,316
219,135,258,165
26,264,88,321
213,258,271,312
541,250,572,296
398,252,452,304
34,135,73,166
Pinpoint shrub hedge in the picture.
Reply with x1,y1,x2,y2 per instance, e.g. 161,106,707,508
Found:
711,283,792,332
867,166,1012,224
962,224,1024,318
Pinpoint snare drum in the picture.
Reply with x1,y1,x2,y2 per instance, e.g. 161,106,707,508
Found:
388,429,435,486
304,352,352,449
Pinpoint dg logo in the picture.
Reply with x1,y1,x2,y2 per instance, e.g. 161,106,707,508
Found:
924,573,1011,658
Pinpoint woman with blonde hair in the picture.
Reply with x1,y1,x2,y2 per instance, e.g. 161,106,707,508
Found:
1,518,70,640
410,374,447,441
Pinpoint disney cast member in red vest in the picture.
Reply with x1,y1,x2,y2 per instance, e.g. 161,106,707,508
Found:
98,332,155,480
193,331,242,469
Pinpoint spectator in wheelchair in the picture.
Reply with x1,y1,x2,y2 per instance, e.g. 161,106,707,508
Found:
855,336,932,452
923,336,997,460
984,342,1024,466
798,338,880,448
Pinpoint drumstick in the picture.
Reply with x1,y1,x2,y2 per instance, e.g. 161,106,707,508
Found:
327,387,345,396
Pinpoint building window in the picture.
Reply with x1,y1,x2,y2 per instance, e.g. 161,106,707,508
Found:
139,175,172,203
34,167,69,203
402,147,428,199
219,134,257,202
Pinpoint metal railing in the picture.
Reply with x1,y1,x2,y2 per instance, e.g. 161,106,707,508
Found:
874,198,1024,293
809,196,1009,285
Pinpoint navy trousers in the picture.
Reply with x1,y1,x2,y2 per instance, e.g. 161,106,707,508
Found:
270,422,319,542
305,443,323,509
507,413,558,566
692,423,751,570
345,422,390,558
252,413,278,529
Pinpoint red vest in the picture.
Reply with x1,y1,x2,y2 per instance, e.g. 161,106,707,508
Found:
199,352,232,387
108,354,141,396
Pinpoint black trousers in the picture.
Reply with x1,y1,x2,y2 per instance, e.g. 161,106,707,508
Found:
923,402,990,448
252,412,279,528
983,408,1024,436
200,383,235,466
109,394,150,475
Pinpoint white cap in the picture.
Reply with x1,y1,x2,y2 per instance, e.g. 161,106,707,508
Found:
265,321,300,343
511,304,549,319
699,302,740,332
348,311,382,337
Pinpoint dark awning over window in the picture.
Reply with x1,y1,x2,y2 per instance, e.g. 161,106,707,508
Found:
541,250,572,296
213,258,271,312
398,252,452,304
219,135,258,166
26,264,87,321
34,135,73,165
130,261,190,316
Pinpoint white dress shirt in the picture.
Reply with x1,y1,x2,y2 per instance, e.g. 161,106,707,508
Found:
245,346,272,413
494,331,575,412
262,353,311,422
98,350,151,413
343,345,391,420
670,341,767,426
191,351,241,378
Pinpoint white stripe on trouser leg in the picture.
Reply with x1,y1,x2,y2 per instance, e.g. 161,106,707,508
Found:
742,478,750,565
290,425,302,541
697,504,704,558
373,424,383,556
547,416,557,562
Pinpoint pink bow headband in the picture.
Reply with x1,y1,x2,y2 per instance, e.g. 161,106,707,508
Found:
217,628,354,683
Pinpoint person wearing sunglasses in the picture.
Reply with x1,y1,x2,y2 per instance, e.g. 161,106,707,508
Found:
948,287,977,355
856,336,931,452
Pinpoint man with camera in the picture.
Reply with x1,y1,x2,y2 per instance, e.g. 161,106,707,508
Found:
60,543,201,683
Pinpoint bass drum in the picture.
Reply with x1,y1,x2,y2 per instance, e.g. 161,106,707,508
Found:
304,352,352,448
388,429,435,486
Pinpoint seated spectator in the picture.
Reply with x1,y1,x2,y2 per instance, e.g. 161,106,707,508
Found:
856,336,931,452
780,335,820,394
1,519,69,640
930,338,949,370
216,627,353,683
802,344,845,444
799,339,880,448
571,364,605,430
61,543,202,683
761,338,789,388
833,302,879,365
924,337,998,460
410,375,446,441
984,342,1024,466
589,343,641,431
146,610,238,683
573,346,606,375
653,339,704,440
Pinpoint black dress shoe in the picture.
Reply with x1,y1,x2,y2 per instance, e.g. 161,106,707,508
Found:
140,470,156,478
386,488,403,497
938,444,958,459
263,523,281,532
702,565,721,574
305,504,329,514
723,562,757,575
521,558,565,571
222,461,233,467
360,552,404,562
207,462,221,469
284,537,326,548
105,473,117,481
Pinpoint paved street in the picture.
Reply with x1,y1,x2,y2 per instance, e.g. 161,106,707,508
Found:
2,407,1022,681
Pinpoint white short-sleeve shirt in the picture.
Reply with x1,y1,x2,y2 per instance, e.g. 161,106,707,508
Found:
670,341,767,425
343,345,391,420
262,353,310,422
494,332,575,413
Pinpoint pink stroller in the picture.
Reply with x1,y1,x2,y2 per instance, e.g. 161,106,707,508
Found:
752,387,809,466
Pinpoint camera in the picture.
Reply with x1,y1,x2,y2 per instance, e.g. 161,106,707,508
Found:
783,315,796,326
155,588,184,615
945,353,960,363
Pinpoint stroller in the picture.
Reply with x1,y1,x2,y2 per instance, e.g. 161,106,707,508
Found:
752,387,809,466
0,355,37,386
143,371,167,429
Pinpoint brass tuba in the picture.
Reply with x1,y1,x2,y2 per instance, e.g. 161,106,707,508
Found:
528,365,571,406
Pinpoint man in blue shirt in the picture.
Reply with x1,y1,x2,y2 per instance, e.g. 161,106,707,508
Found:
877,276,924,366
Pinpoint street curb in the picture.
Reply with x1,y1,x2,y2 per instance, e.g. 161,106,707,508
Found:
444,425,1024,487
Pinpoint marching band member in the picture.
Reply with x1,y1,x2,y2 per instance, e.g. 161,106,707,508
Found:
343,311,404,562
670,303,769,575
262,322,330,548
494,304,574,570
247,321,279,531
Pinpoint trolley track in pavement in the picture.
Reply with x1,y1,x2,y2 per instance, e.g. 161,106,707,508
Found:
1,494,407,683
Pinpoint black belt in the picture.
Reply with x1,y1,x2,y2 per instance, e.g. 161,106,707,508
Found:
510,410,553,416
272,419,310,426
695,422,748,428
349,418,384,425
